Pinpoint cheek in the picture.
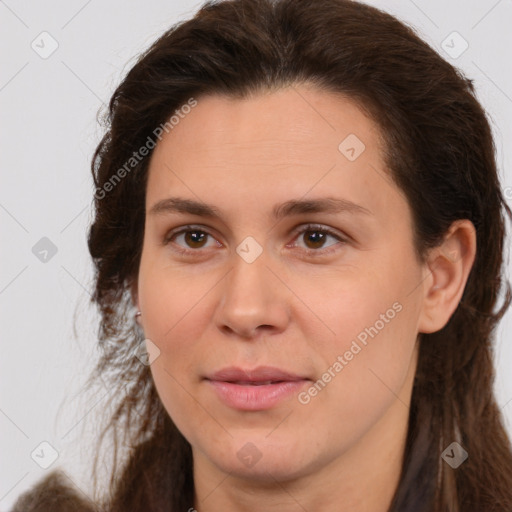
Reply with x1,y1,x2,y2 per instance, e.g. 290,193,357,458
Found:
138,258,218,345
148,355,212,449
294,260,413,348
137,261,224,420
298,261,420,407
295,296,417,449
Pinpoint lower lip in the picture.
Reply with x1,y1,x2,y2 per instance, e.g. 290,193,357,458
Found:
207,380,309,410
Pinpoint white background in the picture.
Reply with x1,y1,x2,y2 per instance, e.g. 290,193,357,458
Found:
1,0,511,508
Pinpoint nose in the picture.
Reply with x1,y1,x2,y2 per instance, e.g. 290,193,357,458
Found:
213,249,290,340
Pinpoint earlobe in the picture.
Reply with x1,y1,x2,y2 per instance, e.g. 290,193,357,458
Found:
129,278,144,326
417,219,477,334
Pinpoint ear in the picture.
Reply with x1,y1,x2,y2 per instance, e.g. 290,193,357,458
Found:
418,219,477,334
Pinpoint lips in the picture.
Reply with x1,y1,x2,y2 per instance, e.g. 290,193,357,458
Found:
205,366,310,410
206,366,308,384
229,380,276,385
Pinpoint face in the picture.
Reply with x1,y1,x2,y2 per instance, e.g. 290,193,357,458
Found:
136,84,426,484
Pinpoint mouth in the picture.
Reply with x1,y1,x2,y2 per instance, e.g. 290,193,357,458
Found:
224,380,287,385
205,366,310,410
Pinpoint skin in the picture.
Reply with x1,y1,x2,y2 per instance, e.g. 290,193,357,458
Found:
133,84,476,512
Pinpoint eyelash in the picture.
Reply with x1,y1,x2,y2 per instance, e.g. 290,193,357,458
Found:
163,223,348,257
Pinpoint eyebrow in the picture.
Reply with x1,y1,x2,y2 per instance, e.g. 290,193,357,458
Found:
148,196,373,220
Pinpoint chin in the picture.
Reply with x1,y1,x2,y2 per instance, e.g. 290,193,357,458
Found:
204,435,320,483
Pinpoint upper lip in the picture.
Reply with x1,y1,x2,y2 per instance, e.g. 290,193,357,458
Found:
206,366,309,383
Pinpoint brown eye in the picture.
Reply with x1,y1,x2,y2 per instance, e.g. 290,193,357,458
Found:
290,224,347,254
183,230,208,248
302,230,329,249
163,225,222,255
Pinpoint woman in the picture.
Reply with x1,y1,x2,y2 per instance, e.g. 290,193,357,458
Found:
11,0,512,510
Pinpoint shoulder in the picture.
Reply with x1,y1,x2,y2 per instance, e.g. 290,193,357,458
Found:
9,470,98,512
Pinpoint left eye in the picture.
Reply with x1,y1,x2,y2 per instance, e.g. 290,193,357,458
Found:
289,225,345,252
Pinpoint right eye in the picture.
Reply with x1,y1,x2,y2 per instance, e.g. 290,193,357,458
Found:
163,225,223,255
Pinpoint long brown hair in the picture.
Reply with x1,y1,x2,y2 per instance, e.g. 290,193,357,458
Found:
11,0,512,510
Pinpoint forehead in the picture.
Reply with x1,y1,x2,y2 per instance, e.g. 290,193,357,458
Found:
150,85,382,166
145,85,405,225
